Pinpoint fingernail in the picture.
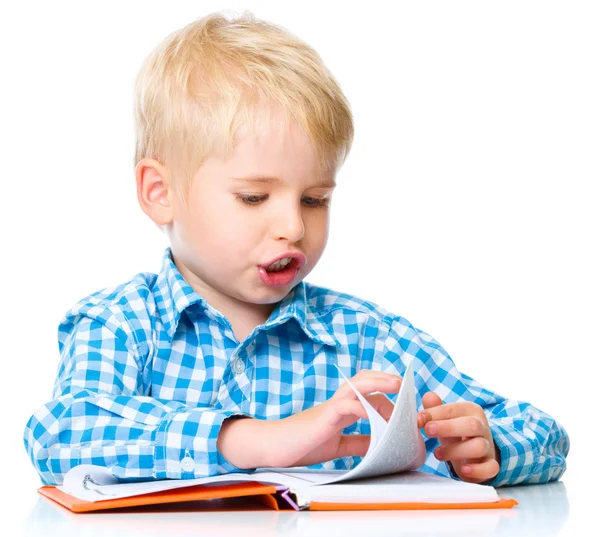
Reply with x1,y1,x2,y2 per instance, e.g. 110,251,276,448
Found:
462,465,472,474
426,423,438,435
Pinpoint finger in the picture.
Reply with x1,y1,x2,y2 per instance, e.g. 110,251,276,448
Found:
454,458,501,484
364,393,395,421
424,415,487,439
336,434,372,459
352,369,402,381
326,399,369,429
423,392,443,409
434,437,492,462
418,392,443,427
334,373,402,400
435,436,461,448
420,401,484,424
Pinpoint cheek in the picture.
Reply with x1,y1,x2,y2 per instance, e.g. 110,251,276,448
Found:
205,209,258,255
194,198,241,235
303,214,330,254
306,211,330,237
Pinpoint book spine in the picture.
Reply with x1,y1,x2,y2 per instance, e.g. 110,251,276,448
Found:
279,488,301,511
289,489,309,510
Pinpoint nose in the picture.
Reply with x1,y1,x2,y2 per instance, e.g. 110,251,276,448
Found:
272,201,305,242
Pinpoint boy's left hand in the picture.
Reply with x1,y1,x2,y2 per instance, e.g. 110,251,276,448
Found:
417,392,500,484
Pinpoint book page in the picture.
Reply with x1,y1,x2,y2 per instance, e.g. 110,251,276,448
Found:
59,464,286,502
300,472,500,504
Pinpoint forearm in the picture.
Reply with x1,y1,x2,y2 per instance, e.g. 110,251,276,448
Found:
217,411,320,469
217,396,375,471
216,416,272,469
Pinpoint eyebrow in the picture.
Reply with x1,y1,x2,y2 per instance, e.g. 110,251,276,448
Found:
230,175,336,188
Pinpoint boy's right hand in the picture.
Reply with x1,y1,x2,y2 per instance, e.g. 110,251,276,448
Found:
217,370,401,469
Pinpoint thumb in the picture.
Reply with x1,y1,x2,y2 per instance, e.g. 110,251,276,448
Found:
418,391,443,427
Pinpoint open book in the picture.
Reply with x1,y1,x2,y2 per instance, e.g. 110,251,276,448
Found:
38,360,517,512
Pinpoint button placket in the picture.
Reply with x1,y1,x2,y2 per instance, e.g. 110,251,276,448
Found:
233,346,253,412
181,456,195,472
233,358,245,375
231,339,256,376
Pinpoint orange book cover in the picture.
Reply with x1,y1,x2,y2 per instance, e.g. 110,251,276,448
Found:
38,481,284,513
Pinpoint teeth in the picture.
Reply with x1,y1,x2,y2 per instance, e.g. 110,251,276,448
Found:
267,257,293,270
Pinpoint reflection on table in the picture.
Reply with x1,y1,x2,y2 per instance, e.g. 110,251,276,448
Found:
23,480,569,537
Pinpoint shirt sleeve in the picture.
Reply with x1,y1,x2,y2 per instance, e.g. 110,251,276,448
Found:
381,317,569,487
23,315,249,486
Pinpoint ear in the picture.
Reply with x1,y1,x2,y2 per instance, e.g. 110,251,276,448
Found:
135,158,174,226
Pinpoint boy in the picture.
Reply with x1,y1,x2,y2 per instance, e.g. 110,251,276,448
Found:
24,11,568,487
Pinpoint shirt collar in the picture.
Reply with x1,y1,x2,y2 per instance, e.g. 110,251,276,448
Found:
154,248,341,347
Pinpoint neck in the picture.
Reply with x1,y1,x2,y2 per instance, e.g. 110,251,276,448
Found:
173,257,277,334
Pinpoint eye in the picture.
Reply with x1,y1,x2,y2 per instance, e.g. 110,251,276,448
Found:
302,196,330,208
235,194,330,208
236,194,268,206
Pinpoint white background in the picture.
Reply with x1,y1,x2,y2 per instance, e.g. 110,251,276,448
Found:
1,0,598,525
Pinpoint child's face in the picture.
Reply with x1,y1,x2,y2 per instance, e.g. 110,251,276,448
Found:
168,115,336,318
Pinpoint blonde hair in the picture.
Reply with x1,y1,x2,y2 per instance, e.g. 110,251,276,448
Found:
133,11,354,202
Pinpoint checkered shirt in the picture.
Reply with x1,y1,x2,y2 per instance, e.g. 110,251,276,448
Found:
24,248,569,486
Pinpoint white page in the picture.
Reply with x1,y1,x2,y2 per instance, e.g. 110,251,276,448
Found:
301,472,500,504
253,470,499,508
59,465,498,506
59,464,289,502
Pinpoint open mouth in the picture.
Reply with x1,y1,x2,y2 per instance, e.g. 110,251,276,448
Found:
264,257,296,273
258,257,300,287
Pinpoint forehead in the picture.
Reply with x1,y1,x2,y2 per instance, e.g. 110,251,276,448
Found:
229,174,336,189
234,119,316,166
202,114,336,187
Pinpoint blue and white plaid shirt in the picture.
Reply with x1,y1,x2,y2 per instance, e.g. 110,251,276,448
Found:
24,248,568,487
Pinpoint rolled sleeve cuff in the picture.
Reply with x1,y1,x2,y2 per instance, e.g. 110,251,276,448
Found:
486,421,538,487
153,408,253,479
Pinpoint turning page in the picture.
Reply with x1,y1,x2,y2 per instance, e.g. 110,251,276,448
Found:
316,357,426,484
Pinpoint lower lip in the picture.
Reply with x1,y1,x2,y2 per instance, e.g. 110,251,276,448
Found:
258,263,299,287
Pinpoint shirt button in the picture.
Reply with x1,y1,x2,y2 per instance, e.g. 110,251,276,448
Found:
181,456,195,472
233,359,245,375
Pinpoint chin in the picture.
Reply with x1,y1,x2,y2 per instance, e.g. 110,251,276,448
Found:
250,283,296,303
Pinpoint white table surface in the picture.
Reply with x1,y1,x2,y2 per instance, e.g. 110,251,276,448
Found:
13,473,589,537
